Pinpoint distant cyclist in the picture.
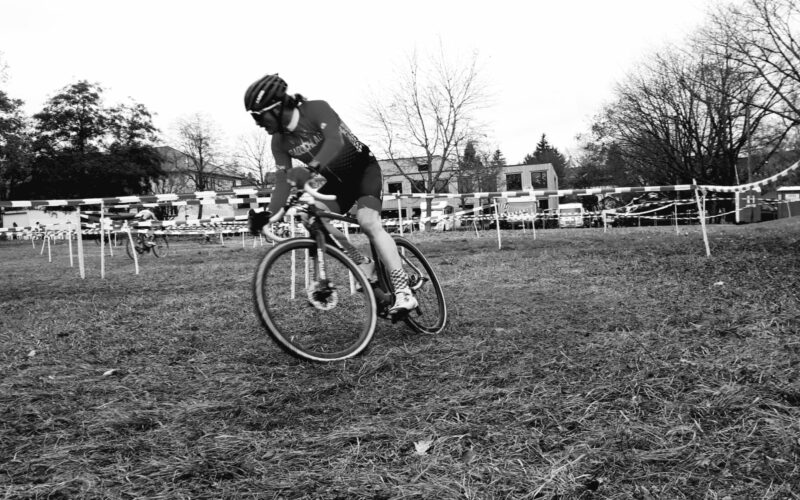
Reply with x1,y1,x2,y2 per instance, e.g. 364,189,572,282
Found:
244,73,417,314
134,207,158,247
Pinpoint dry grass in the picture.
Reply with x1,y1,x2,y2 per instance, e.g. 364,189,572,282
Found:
1,220,799,499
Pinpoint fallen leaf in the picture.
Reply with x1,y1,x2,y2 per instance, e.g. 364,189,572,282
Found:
414,438,433,455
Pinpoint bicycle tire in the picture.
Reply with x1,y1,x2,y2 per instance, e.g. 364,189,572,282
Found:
125,237,139,260
152,235,170,257
392,236,447,335
252,238,378,362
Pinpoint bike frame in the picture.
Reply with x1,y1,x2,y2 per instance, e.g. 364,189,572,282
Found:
133,233,150,254
293,205,396,309
253,182,446,362
263,181,443,325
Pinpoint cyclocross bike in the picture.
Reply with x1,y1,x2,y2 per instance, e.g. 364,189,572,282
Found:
125,232,170,259
252,180,447,362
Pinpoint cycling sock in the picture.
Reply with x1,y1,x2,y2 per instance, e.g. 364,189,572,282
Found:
340,241,370,264
390,268,409,292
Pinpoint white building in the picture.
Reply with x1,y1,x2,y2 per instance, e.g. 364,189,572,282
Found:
378,156,559,223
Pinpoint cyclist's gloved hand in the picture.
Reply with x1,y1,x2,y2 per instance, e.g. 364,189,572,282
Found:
247,209,271,236
286,166,313,189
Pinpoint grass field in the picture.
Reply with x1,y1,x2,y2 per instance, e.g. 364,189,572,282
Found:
2,220,799,499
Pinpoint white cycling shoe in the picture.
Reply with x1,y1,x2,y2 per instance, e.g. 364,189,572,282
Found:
389,288,418,315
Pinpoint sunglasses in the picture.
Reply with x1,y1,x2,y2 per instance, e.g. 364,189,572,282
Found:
249,101,282,121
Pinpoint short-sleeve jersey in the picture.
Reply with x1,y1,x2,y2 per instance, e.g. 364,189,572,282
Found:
135,209,157,221
271,100,374,175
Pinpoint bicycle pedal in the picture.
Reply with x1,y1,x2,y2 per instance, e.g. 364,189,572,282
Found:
389,309,409,323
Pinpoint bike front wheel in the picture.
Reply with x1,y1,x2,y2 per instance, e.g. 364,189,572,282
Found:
152,235,170,257
393,236,447,335
252,238,377,362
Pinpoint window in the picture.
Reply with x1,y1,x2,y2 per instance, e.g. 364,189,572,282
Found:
417,163,430,172
531,171,547,188
388,182,403,194
410,179,426,193
432,178,449,193
506,173,522,191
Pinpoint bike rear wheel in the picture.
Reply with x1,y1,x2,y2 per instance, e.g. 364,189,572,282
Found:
152,235,170,257
125,237,140,260
393,236,447,335
252,238,377,362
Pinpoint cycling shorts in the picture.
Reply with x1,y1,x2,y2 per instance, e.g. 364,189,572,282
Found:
319,160,383,214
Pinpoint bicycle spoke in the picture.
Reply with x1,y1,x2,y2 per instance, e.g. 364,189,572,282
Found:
255,240,376,361
395,238,447,335
153,235,169,257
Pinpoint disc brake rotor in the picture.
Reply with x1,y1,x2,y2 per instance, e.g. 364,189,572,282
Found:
306,281,339,311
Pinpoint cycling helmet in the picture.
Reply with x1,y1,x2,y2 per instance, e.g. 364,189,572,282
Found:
244,73,288,112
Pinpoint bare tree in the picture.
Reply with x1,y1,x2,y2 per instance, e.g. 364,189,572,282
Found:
174,113,226,217
367,46,486,228
714,0,800,124
597,38,785,186
236,130,274,187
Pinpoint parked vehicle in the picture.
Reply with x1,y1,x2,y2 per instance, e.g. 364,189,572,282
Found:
557,203,586,228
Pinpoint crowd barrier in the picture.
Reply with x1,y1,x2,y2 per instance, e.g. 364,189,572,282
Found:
1,160,797,278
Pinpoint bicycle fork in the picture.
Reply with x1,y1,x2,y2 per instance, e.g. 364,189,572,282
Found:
305,218,338,310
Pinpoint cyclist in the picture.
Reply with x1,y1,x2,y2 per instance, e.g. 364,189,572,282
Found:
244,73,417,314
134,207,158,247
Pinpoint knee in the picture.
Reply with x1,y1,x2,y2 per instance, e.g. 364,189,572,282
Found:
358,217,383,236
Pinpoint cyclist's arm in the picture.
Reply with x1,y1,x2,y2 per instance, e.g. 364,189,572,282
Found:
305,100,344,170
266,140,293,215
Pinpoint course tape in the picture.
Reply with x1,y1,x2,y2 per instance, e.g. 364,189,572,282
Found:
1,159,796,209
0,200,779,236
697,160,798,193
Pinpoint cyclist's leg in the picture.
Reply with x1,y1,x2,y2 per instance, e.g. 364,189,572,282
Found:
315,176,375,276
356,199,417,312
311,197,373,273
353,163,416,312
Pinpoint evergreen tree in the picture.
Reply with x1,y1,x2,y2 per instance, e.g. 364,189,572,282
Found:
523,134,567,183
491,149,506,167
457,140,481,193
457,141,503,195
572,140,638,189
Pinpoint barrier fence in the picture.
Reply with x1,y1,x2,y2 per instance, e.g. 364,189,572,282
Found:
1,160,798,278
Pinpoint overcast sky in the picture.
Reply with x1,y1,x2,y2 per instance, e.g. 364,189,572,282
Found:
1,0,728,165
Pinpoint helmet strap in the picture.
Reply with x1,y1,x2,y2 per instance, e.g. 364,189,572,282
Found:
275,100,287,134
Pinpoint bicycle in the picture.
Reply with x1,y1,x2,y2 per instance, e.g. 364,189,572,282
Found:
125,232,170,259
252,180,447,362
